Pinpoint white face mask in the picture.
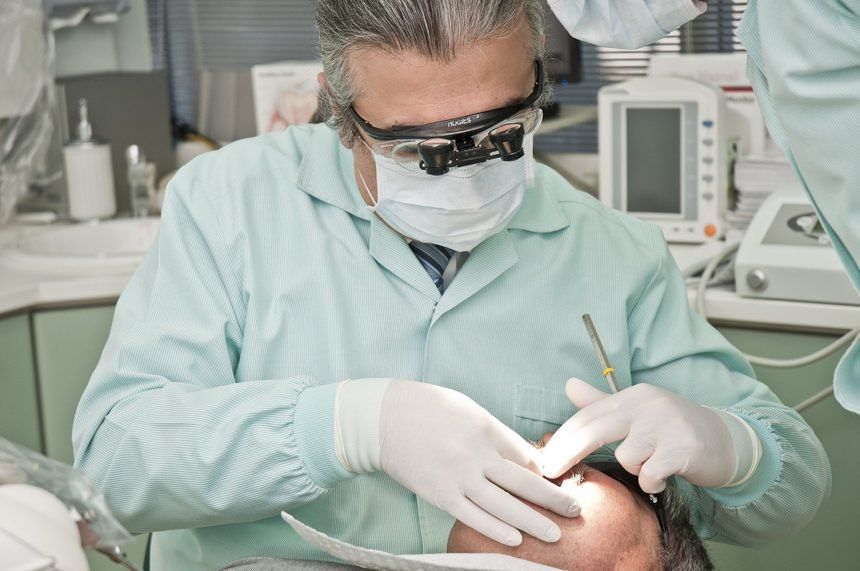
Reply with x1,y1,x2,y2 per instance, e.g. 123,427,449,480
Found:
358,135,535,252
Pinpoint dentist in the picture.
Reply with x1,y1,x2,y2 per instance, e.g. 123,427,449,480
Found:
73,1,830,569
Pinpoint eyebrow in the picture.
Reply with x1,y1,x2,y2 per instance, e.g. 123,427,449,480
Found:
500,93,527,107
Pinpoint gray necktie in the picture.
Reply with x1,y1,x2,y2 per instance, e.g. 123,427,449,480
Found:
409,241,455,292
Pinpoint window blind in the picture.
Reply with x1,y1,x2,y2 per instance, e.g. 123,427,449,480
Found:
146,0,318,128
147,0,748,152
683,0,748,53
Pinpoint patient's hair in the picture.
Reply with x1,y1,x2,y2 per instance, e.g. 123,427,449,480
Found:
658,479,713,571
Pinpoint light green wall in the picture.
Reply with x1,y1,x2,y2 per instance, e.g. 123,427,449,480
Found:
707,327,859,570
54,0,153,78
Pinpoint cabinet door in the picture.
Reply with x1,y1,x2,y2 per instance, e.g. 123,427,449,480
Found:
32,305,115,464
30,306,148,571
706,327,858,570
0,313,42,451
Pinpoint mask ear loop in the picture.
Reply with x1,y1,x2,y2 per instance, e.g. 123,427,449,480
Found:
356,137,380,211
522,111,543,187
356,138,408,241
523,134,536,186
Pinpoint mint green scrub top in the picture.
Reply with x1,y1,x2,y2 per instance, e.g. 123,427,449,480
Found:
73,123,830,569
738,0,860,411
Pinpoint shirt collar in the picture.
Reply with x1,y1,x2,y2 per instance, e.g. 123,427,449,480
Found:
507,168,570,234
296,124,372,221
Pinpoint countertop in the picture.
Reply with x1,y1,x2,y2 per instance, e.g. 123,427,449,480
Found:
1,221,859,333
0,222,139,314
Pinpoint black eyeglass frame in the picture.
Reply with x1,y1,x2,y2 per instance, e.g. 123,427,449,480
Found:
587,460,671,550
346,60,544,142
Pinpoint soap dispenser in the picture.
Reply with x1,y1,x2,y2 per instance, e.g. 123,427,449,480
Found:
63,98,116,221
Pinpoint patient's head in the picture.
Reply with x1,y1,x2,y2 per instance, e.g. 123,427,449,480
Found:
447,445,712,570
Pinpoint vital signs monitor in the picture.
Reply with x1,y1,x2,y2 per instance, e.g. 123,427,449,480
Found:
599,77,733,243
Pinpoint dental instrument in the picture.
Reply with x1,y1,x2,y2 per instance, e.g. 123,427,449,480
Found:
581,314,620,393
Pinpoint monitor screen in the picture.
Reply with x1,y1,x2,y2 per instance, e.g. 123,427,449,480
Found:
625,107,682,215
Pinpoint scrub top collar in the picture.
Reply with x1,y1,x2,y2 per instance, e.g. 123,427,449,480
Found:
295,125,373,221
507,176,570,234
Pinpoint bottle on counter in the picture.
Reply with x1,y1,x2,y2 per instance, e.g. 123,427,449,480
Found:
125,145,156,217
63,98,116,221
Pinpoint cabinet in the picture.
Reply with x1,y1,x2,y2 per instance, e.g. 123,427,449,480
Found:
706,327,859,570
32,306,116,465
0,313,41,451
2,306,146,571
1,306,115,462
31,305,147,571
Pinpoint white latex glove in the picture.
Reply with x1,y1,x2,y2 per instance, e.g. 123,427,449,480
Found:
541,379,762,493
335,379,581,547
547,0,707,50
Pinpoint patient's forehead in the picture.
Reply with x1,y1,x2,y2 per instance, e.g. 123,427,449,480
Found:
447,461,661,570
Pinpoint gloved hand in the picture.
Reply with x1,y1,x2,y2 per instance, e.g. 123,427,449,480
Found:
540,379,762,493
546,0,706,50
334,379,580,547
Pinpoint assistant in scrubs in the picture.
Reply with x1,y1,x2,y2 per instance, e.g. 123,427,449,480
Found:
73,1,830,568
548,0,860,410
736,0,860,412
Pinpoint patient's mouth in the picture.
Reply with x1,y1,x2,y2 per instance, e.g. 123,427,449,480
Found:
549,462,587,488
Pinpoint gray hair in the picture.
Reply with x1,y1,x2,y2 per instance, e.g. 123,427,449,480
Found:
315,0,551,146
659,479,714,571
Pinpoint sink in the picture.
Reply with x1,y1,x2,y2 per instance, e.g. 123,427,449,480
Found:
0,217,160,273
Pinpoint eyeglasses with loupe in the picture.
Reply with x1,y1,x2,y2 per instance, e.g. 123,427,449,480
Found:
347,60,545,175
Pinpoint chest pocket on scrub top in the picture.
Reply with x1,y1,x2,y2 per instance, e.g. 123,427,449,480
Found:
512,384,575,445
